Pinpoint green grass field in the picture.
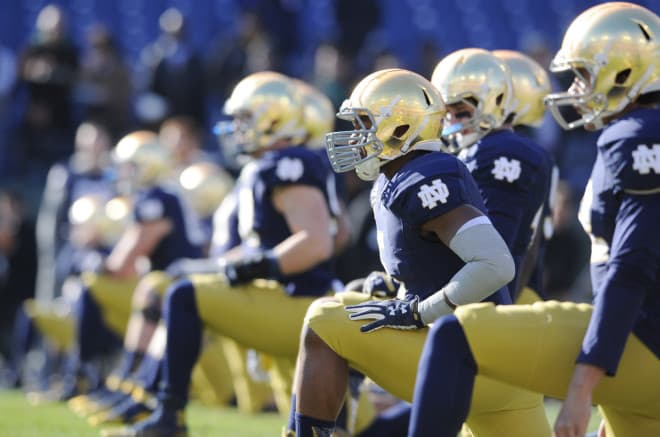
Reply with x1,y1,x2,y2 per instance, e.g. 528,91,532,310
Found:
0,390,601,436
0,390,283,437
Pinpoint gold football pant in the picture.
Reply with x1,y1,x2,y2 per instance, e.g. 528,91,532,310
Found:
306,291,551,437
456,301,660,437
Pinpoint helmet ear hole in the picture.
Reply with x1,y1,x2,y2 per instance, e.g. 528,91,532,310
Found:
495,93,504,106
392,124,410,140
637,22,652,41
615,68,631,85
421,88,432,106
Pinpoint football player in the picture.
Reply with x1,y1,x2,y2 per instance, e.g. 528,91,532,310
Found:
431,48,551,296
343,48,560,437
35,121,116,303
407,3,660,436
73,162,236,426
291,68,551,437
71,131,204,398
491,49,558,303
114,71,341,436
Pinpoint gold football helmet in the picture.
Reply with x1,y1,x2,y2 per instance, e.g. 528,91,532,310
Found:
178,162,234,218
69,195,132,248
431,48,513,151
326,68,445,181
220,71,305,155
544,2,660,130
113,131,170,189
294,79,335,149
492,50,551,127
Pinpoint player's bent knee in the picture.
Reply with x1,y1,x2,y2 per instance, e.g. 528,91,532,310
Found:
428,315,475,367
164,279,197,315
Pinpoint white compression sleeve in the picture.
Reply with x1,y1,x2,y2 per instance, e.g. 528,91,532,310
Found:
417,219,515,325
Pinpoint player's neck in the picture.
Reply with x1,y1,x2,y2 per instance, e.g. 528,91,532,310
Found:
382,151,428,179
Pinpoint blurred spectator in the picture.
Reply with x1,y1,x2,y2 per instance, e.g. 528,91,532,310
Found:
76,25,132,139
311,43,350,110
35,121,115,302
16,4,79,165
335,0,382,61
136,8,206,127
244,0,302,73
158,116,216,173
205,11,275,103
542,181,591,301
0,44,17,179
0,192,37,358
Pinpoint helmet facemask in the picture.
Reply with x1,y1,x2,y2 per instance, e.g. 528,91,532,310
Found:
441,95,491,153
545,60,608,130
325,102,384,180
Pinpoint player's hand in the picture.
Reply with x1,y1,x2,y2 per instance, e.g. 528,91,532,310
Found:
553,390,592,437
345,295,425,333
223,250,280,286
362,271,400,298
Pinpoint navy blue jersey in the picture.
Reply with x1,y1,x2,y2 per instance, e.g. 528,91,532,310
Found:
209,190,241,257
373,150,511,304
235,146,338,296
458,130,550,292
133,185,204,270
577,107,660,375
526,149,559,298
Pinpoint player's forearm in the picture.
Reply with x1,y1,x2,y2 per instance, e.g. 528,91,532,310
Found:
565,363,605,400
272,230,333,276
418,222,515,324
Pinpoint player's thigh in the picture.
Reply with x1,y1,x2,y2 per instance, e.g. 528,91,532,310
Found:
23,299,75,350
593,333,660,419
192,275,316,358
131,271,173,308
514,286,542,305
466,377,550,437
456,301,660,412
81,272,138,334
599,405,660,437
305,291,427,401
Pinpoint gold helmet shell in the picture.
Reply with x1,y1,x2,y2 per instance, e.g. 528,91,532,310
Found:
69,195,132,248
294,79,335,149
431,48,513,150
544,2,660,130
178,162,234,218
113,131,169,188
222,71,305,153
326,68,445,180
492,49,552,127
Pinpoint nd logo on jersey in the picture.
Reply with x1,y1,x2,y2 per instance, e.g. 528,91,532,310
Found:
492,157,521,182
632,144,660,174
418,179,449,209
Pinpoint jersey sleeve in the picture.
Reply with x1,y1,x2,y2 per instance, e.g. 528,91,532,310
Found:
390,173,470,227
258,153,326,194
209,191,241,257
577,191,660,375
600,139,660,193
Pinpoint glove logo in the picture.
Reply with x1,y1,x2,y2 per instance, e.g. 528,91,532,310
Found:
632,144,660,175
418,179,449,209
276,157,304,181
492,157,521,182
